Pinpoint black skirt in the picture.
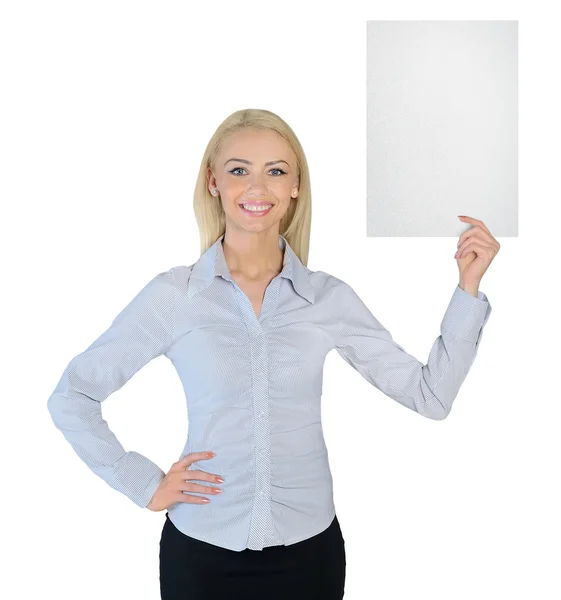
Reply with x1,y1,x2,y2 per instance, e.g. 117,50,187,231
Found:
159,512,346,599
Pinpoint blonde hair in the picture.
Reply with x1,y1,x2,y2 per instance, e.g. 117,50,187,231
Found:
193,108,312,266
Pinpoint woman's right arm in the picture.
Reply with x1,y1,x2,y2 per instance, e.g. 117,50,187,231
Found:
47,268,178,509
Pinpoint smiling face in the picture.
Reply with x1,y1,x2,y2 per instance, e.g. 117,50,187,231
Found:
207,128,299,235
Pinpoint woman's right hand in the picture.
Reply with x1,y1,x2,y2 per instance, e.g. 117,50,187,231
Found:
146,451,224,512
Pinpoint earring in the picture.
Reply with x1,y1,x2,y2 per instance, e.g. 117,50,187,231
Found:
211,189,218,196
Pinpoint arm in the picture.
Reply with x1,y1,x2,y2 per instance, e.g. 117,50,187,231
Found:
47,269,177,507
332,280,492,420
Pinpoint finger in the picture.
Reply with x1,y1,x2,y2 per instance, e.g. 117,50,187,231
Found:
173,451,215,470
457,240,491,259
457,241,496,260
457,225,496,250
457,230,495,255
173,491,211,504
180,481,223,495
181,469,224,484
457,226,477,249
459,215,492,236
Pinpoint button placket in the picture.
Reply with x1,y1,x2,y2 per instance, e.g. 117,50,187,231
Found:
248,320,275,548
230,277,282,550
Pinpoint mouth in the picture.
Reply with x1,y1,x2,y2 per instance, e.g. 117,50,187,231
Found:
238,202,274,216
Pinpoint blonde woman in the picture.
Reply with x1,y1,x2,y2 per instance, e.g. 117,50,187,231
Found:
47,108,499,599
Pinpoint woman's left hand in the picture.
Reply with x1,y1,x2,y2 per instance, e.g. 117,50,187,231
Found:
454,215,500,291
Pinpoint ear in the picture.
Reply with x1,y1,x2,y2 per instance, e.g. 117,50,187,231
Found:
207,166,216,187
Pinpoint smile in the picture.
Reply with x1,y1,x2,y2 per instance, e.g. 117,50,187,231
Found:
238,203,274,216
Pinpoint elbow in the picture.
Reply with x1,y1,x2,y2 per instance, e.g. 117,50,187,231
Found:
47,380,80,429
47,392,57,418
415,391,452,420
418,372,454,420
417,401,450,420
429,405,450,420
47,361,99,429
47,383,103,434
47,392,64,427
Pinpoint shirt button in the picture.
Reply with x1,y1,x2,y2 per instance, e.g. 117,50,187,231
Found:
259,491,265,498
259,410,265,417
260,447,266,454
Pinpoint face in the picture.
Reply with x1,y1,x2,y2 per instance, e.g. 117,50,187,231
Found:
207,128,299,235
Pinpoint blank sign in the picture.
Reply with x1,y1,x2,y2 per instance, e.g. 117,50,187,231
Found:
366,20,518,237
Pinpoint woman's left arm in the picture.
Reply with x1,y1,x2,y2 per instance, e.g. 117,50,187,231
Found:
332,215,500,420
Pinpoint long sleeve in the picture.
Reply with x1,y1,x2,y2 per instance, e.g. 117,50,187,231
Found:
47,268,178,508
332,281,492,420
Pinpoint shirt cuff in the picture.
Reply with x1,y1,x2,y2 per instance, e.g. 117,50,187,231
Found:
440,284,492,344
109,451,166,509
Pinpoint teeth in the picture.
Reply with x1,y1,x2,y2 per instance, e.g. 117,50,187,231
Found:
241,204,273,211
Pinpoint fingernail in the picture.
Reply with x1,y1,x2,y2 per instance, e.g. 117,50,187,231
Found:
206,452,214,457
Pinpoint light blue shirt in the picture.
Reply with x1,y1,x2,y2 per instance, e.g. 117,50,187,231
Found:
47,233,492,551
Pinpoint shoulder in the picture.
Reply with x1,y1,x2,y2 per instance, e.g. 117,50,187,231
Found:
307,266,347,287
137,267,179,298
306,267,353,301
126,266,189,308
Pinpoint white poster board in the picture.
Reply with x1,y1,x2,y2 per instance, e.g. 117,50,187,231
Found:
366,20,518,237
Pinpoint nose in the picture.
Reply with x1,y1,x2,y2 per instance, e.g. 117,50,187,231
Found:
245,184,269,200
245,172,270,195
246,190,268,200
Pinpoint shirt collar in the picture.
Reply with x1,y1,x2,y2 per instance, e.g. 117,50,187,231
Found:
187,233,315,304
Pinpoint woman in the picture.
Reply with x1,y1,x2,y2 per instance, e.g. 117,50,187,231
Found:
47,108,499,599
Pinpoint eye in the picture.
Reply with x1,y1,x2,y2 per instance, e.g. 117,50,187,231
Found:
228,167,287,176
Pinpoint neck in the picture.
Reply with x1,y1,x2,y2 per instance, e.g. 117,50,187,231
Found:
222,229,284,280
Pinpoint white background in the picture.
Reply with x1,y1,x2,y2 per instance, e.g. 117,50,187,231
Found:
1,1,558,599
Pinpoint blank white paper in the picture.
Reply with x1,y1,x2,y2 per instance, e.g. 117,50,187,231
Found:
366,20,518,237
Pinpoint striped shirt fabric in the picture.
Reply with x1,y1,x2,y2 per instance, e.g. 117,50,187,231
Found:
47,232,492,551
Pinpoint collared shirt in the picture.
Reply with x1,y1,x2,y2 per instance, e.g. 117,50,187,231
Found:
47,233,492,551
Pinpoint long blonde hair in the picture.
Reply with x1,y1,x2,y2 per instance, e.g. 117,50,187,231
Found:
193,108,312,266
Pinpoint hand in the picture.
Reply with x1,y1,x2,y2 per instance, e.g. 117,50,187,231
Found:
146,451,224,512
454,215,500,291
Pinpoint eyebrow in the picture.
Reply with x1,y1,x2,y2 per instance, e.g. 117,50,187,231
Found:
224,158,290,168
